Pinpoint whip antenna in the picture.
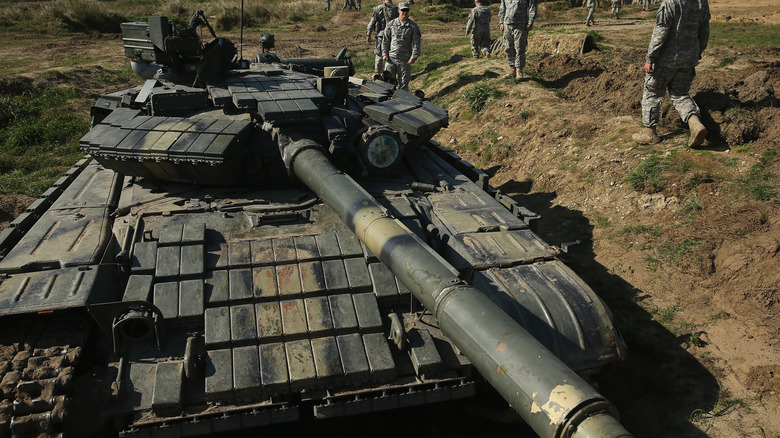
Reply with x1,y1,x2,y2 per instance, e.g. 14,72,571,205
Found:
240,0,244,62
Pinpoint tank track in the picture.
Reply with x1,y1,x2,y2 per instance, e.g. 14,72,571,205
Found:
0,316,88,438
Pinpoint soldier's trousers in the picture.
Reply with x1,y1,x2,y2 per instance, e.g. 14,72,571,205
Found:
641,66,700,127
385,57,412,91
503,24,528,70
611,1,621,15
373,36,385,73
586,5,595,22
471,32,491,58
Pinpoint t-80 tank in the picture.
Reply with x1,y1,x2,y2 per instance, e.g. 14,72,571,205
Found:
0,11,631,438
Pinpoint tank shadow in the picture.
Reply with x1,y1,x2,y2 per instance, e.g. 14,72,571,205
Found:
497,181,720,438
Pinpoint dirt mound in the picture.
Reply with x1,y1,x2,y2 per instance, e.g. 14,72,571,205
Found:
745,365,780,401
527,50,645,116
524,47,780,150
0,192,35,229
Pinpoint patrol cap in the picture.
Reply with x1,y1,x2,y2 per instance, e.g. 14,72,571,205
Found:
398,2,411,10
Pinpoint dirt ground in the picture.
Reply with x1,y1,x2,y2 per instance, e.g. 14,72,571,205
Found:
0,0,778,436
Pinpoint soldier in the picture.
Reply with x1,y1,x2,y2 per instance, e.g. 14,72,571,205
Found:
632,0,710,147
499,0,536,81
382,2,421,91
325,0,331,10
367,0,399,74
584,0,598,26
611,0,621,19
342,0,357,11
466,0,492,59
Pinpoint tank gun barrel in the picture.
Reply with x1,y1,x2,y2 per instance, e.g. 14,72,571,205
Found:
280,139,632,438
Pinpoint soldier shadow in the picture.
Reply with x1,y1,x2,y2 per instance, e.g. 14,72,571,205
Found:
495,179,720,438
529,66,603,89
427,70,502,101
419,54,466,76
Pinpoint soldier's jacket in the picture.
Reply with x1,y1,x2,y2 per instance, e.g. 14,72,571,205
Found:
498,0,537,26
584,0,597,8
466,4,492,35
646,0,710,68
367,1,399,37
382,18,422,61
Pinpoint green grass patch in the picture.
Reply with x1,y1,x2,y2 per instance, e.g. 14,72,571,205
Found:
591,211,611,229
725,106,754,122
624,153,665,193
462,81,506,113
737,150,777,201
414,3,468,23
657,238,704,266
684,171,714,190
347,50,375,75
413,41,468,75
650,305,700,343
713,57,734,68
0,85,89,196
689,389,747,423
619,224,662,237
681,195,702,214
709,22,780,47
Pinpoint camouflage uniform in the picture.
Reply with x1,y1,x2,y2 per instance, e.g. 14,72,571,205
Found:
466,2,492,58
382,13,422,90
641,0,710,128
611,0,621,18
342,0,357,11
498,0,536,70
584,0,598,24
325,0,331,10
367,0,399,73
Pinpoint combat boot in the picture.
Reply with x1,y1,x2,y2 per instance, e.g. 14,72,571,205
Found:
687,115,708,147
515,68,524,81
505,67,516,79
632,127,661,145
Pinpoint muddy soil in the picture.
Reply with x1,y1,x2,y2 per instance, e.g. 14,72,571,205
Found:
0,1,778,437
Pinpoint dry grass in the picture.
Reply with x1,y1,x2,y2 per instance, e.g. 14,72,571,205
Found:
0,0,329,34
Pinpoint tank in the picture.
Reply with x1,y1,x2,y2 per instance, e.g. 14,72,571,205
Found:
0,12,630,438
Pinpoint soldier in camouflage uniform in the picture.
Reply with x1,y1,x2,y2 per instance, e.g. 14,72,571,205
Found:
633,0,710,147
382,2,421,91
611,0,621,19
367,0,399,74
584,0,598,26
466,0,492,59
499,0,536,81
342,0,358,11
